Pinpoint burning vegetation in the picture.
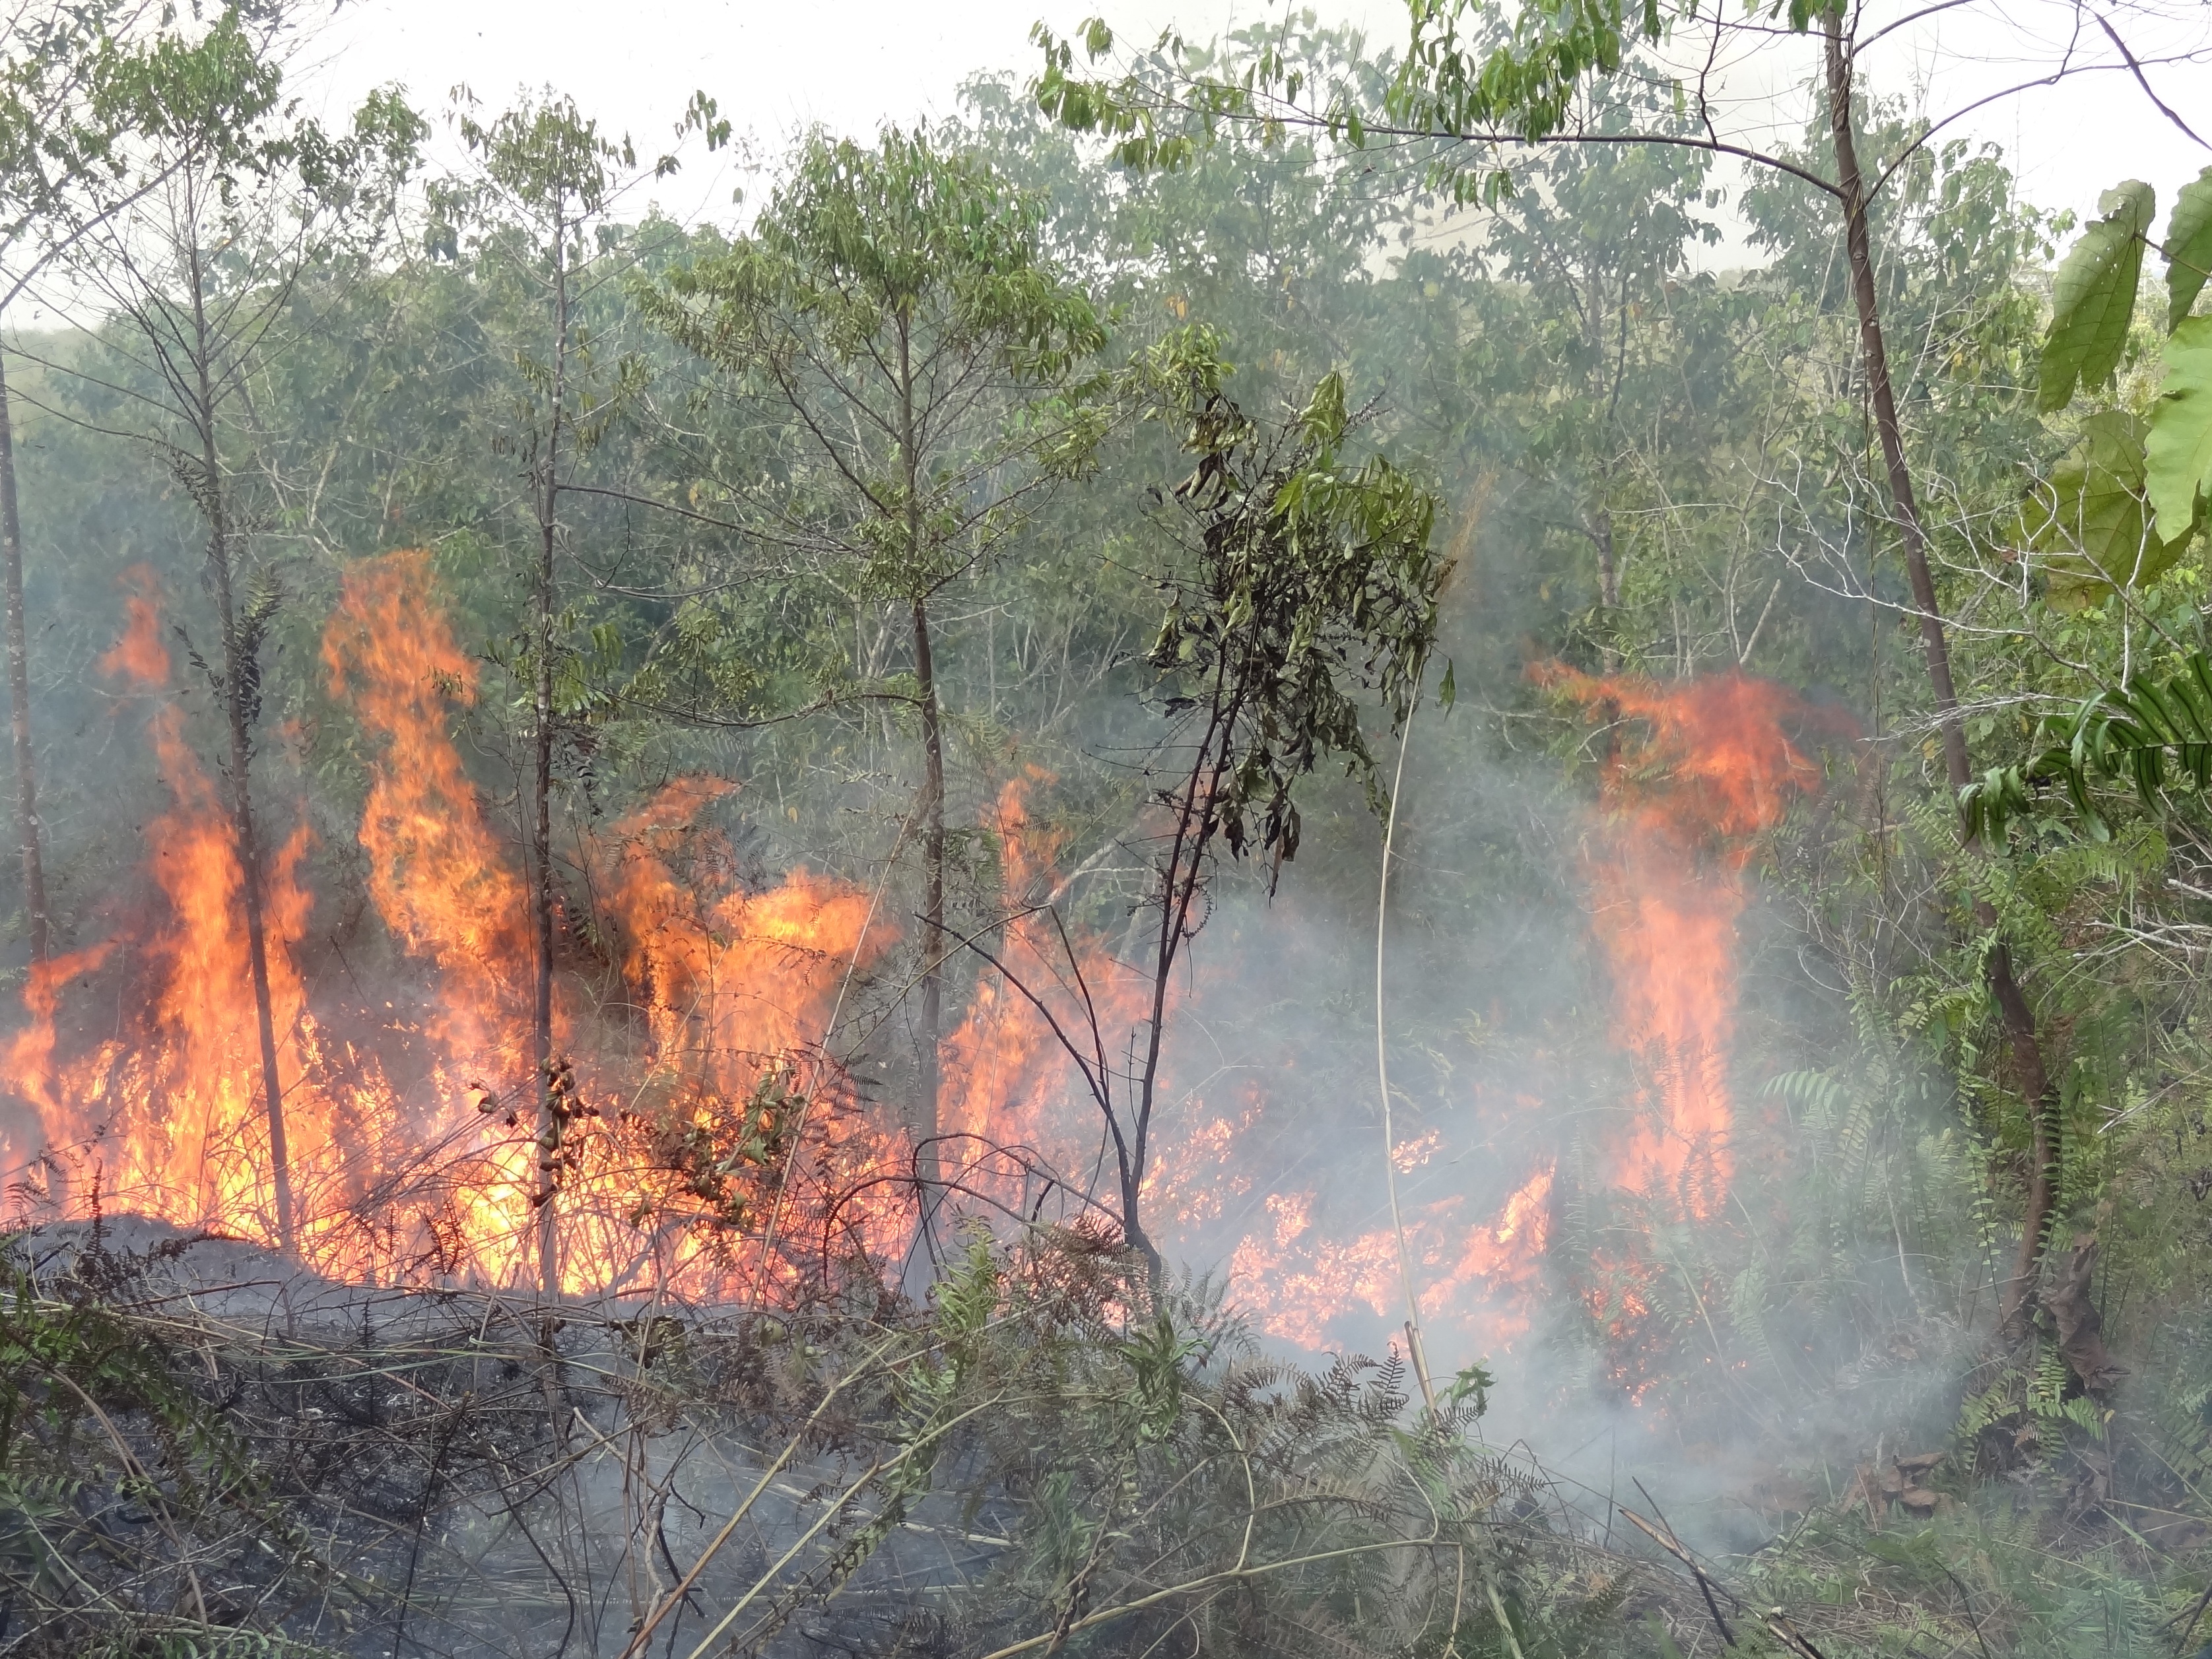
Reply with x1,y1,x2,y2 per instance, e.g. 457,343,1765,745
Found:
1,1,2211,1655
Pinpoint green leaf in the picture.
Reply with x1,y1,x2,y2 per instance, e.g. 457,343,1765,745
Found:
2147,313,2212,541
2022,411,2186,606
2038,180,2155,411
1296,370,1348,447
2166,166,2212,330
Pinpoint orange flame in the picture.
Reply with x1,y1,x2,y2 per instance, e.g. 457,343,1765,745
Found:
22,568,326,1236
1541,668,1819,1217
940,771,1149,1193
0,553,1825,1376
3,555,917,1295
323,550,527,1067
597,776,888,1091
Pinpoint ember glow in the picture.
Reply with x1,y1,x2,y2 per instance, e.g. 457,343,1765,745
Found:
0,564,1821,1368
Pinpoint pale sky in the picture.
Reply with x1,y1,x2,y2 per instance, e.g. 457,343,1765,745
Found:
297,0,2210,245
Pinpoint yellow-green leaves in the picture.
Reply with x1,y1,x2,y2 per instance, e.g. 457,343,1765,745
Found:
2164,166,2212,330
2023,412,2188,606
1294,370,1348,449
2038,181,2154,412
2148,315,2212,543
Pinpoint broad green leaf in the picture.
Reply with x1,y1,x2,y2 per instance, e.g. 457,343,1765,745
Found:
2023,412,2186,607
2147,313,2212,540
2168,166,2212,330
2039,180,2154,411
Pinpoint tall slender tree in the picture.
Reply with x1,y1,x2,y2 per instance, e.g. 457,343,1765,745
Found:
440,93,666,1297
644,129,1104,1184
51,6,419,1251
0,1,201,965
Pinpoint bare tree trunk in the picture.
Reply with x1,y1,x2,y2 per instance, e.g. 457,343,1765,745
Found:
910,596,944,1188
189,251,293,1253
1825,16,2057,1334
1593,507,1618,623
0,347,48,966
530,219,569,1303
896,319,944,1188
1592,506,1623,762
1120,680,1234,1285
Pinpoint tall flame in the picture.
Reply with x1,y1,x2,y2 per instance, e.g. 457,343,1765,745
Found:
597,775,887,1092
24,566,327,1236
1543,668,1819,1218
939,771,1149,1194
3,555,912,1295
323,550,527,1067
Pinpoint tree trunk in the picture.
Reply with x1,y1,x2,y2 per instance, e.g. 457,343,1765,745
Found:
182,230,294,1255
218,558,295,1259
910,596,944,1188
1824,16,2058,1334
530,220,569,1303
1592,506,1621,763
1593,507,1618,622
191,381,293,1253
896,319,944,1188
1120,687,1232,1287
0,347,48,966
530,533,557,1299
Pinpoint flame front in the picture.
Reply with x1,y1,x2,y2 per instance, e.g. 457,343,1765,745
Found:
6,556,906,1295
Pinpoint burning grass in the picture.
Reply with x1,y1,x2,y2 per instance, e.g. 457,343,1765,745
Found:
0,558,1678,1350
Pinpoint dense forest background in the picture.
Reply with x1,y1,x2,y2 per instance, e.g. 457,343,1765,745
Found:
1,0,2211,1653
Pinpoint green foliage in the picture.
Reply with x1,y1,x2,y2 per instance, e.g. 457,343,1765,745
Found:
2038,181,2155,411
12,9,2212,1654
2031,171,2212,548
2163,165,2212,329
2148,313,2212,540
2021,411,2188,606
1391,0,1655,141
1137,331,1445,866
1965,651,2212,842
640,125,1106,683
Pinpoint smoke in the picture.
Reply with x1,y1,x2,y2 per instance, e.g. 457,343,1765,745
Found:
0,530,1984,1565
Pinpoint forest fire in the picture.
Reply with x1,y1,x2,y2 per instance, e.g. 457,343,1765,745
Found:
1141,670,1821,1363
0,11,2167,1645
1539,665,1825,1392
1,555,911,1296
0,562,1818,1362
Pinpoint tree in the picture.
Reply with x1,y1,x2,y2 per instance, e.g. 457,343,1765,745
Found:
46,5,420,1251
981,334,1446,1272
643,128,1105,1183
0,1,212,965
434,92,671,1297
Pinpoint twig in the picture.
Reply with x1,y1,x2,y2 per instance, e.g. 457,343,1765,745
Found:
2096,15,2211,151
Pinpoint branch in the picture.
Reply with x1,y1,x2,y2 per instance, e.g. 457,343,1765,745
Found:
2096,12,2211,152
